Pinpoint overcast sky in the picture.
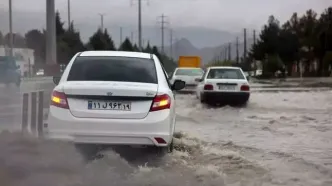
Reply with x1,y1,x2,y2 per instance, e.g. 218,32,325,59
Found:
1,0,331,32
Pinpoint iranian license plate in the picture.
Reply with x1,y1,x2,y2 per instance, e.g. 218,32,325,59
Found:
88,101,131,111
218,85,236,90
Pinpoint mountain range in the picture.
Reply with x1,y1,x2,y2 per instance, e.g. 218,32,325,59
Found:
0,8,254,64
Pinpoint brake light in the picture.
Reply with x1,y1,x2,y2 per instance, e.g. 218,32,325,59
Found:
241,85,250,91
51,90,69,109
204,84,213,90
150,94,171,112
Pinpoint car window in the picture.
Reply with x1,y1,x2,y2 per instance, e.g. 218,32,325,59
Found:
67,56,157,83
175,68,204,76
207,68,245,79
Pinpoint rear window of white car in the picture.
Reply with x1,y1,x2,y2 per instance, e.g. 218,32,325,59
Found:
175,68,204,76
67,56,157,83
207,68,245,79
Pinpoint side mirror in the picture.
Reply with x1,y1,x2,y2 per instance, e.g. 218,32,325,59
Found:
246,76,250,80
172,80,185,91
195,78,203,82
53,76,61,85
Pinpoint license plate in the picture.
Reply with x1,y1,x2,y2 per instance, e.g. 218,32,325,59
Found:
218,85,236,90
88,101,131,111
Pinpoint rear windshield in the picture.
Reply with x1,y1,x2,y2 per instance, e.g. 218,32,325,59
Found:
67,56,157,83
207,68,245,79
175,68,204,76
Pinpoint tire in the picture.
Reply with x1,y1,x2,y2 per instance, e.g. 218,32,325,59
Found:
200,93,205,103
153,138,174,155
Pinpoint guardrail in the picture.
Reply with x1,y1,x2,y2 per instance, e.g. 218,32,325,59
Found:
22,76,53,82
21,91,45,137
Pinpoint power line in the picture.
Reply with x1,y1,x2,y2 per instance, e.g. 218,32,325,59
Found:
170,29,173,59
236,37,239,63
130,31,134,43
67,0,71,29
120,27,123,45
130,0,149,51
243,28,247,63
8,0,13,57
228,42,231,61
157,14,169,55
98,13,106,30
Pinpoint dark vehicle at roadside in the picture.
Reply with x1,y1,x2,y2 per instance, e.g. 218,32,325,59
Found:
0,56,21,87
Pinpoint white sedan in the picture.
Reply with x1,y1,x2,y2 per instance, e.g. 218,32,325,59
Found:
46,51,185,153
195,66,250,105
169,67,204,92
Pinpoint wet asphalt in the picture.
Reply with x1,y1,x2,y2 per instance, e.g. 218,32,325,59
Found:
0,80,331,186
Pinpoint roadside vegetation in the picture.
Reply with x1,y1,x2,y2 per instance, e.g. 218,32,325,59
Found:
208,7,332,78
0,12,177,74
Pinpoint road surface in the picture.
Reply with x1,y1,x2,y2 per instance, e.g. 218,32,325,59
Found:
0,83,331,186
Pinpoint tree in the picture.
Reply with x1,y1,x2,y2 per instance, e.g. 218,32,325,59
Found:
119,38,134,51
56,11,65,37
25,29,46,63
133,44,139,51
316,7,332,75
87,28,115,50
4,33,26,48
144,42,152,53
60,22,85,63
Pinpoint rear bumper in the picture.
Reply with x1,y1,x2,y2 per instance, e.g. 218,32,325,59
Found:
202,91,250,103
45,106,174,146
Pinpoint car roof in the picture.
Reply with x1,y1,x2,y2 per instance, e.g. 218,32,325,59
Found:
79,51,152,59
175,67,203,70
208,66,241,70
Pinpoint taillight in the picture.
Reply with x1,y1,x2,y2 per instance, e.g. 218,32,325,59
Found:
204,84,213,90
241,85,250,91
150,94,171,112
51,90,69,109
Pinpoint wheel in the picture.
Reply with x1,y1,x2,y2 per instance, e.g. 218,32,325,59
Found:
200,93,205,103
153,138,174,155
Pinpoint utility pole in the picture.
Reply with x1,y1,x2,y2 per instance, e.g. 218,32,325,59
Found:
67,0,71,29
236,37,239,63
170,29,173,59
228,43,231,61
157,14,169,55
46,0,56,65
120,27,123,44
253,29,257,76
138,0,142,50
130,0,148,51
224,46,227,61
243,28,247,63
253,29,256,46
130,31,134,43
98,13,105,30
8,0,13,57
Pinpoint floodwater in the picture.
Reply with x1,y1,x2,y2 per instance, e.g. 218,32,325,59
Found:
0,83,332,186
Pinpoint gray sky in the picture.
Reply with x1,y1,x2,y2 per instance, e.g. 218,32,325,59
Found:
1,0,331,31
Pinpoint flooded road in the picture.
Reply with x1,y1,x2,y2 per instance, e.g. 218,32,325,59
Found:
0,84,332,186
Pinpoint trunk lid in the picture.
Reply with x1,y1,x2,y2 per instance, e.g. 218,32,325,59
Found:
62,81,158,119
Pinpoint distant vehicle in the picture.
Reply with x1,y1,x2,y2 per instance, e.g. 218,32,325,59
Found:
0,56,21,87
169,67,204,92
36,69,44,76
46,51,185,153
195,66,250,105
178,56,201,68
